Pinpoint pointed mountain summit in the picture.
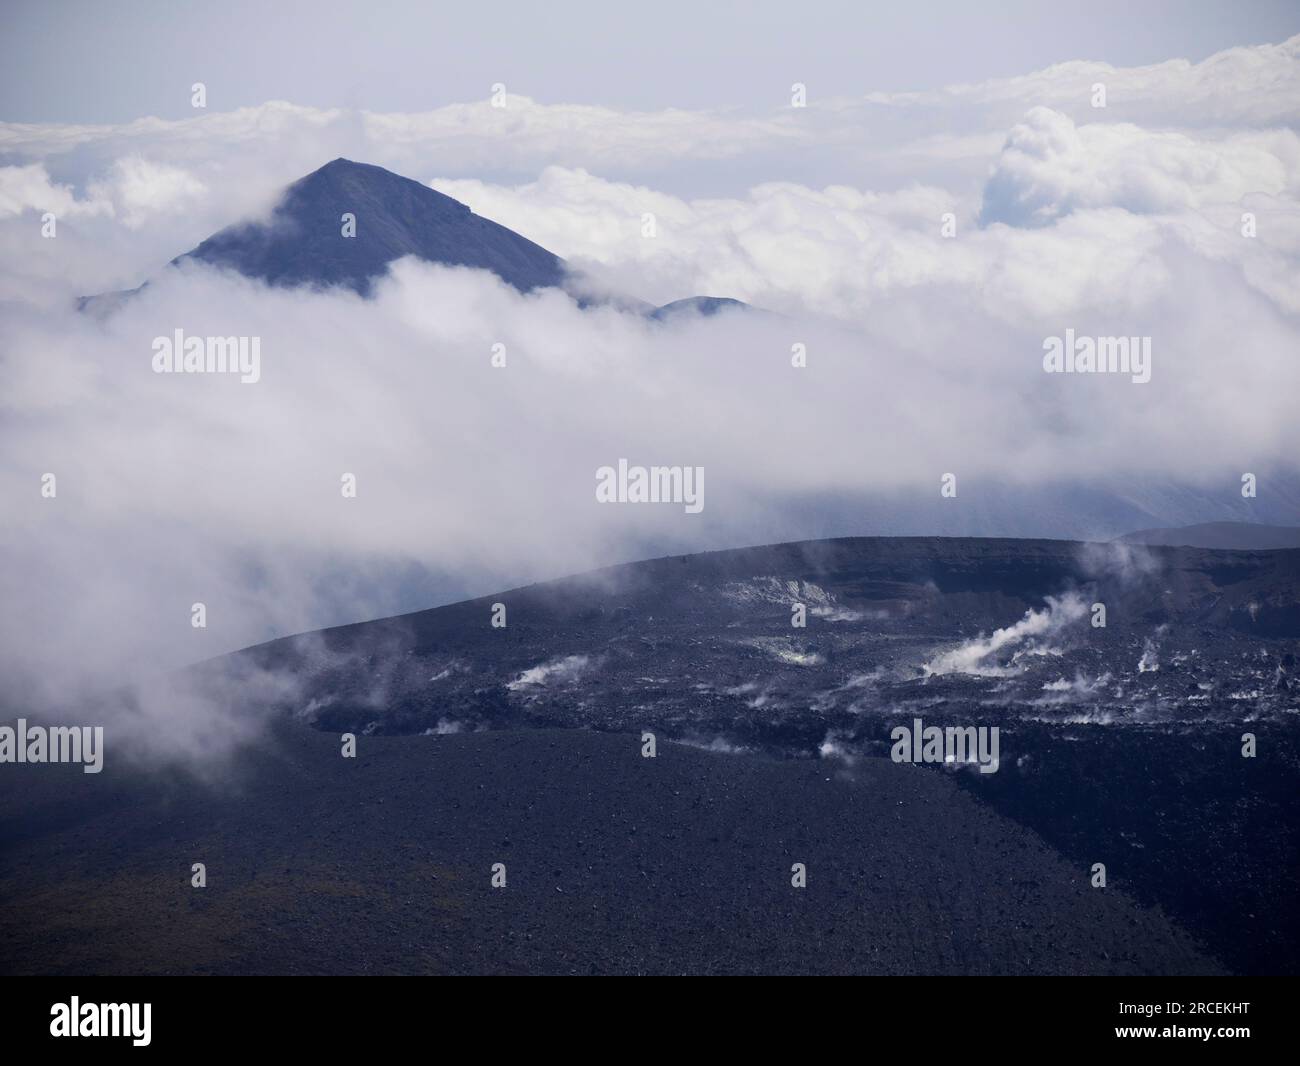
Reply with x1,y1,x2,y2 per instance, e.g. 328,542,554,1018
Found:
175,158,568,296
79,158,752,315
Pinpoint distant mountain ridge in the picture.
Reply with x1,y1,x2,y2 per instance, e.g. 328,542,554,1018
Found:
1117,521,1300,550
649,296,750,320
80,158,747,315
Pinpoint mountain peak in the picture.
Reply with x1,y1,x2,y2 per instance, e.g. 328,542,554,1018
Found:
81,160,751,315
174,158,565,296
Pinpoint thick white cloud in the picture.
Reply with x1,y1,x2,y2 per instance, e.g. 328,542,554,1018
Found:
980,107,1299,226
0,164,110,219
89,156,209,228
1,156,210,228
431,120,1299,320
1,34,1295,201
3,249,1296,684
864,34,1300,127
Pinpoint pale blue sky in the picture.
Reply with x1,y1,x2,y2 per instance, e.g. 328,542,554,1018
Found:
3,0,1299,122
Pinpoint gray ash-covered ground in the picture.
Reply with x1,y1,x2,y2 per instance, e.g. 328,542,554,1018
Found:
2,536,1296,974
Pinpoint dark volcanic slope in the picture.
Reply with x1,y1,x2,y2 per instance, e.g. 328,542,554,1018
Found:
0,724,1217,976
176,158,567,296
241,536,1300,739
222,535,1298,975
